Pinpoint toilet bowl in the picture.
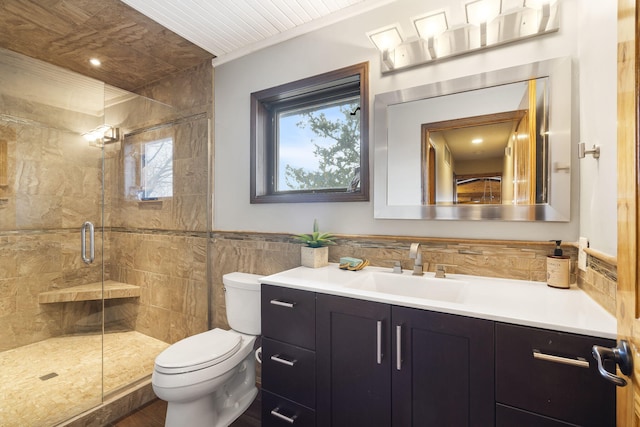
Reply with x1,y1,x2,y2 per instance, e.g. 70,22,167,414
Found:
152,272,263,427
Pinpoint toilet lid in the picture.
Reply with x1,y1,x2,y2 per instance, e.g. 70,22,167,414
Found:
154,329,242,374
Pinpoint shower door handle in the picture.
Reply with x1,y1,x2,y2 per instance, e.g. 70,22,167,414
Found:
81,221,95,264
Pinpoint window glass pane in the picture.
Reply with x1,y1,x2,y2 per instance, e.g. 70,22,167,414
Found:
142,138,173,198
276,96,361,192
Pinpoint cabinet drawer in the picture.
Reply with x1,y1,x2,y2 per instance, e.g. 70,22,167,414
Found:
496,323,615,427
262,390,315,427
496,403,579,427
262,337,316,408
262,285,316,350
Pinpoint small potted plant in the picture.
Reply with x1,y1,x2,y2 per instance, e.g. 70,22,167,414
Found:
293,219,336,268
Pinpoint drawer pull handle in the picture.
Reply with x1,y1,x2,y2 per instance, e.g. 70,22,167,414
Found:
532,349,589,368
396,325,402,371
270,299,296,308
376,320,383,364
271,354,297,367
271,407,297,424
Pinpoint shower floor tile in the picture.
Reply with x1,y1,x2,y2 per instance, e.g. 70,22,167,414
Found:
0,331,169,427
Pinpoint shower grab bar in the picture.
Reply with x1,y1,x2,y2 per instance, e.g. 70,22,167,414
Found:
81,221,95,264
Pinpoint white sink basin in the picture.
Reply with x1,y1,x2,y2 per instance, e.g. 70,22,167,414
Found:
343,271,468,303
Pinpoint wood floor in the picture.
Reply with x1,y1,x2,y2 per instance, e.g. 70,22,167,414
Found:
109,392,261,427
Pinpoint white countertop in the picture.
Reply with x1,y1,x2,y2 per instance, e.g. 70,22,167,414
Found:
260,263,617,339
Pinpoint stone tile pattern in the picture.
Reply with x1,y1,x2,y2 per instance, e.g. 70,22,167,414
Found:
103,60,213,344
577,255,617,315
0,331,168,427
0,1,214,92
109,230,209,343
0,229,106,351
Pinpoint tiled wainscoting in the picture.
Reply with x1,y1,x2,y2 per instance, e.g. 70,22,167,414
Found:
210,232,616,329
577,252,617,315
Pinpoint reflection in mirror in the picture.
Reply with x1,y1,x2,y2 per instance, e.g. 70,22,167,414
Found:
420,78,548,206
374,57,572,221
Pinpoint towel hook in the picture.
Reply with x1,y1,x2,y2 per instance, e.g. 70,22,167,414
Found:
578,142,600,159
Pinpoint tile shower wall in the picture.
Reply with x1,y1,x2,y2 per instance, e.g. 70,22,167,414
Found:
1,59,213,351
108,231,208,343
104,61,213,344
0,104,105,351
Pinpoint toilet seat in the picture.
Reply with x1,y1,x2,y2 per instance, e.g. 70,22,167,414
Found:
155,329,242,374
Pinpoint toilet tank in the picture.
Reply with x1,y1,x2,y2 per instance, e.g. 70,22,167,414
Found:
222,272,263,335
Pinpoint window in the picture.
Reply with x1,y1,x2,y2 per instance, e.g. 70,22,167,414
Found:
251,62,369,203
124,133,173,201
141,138,173,199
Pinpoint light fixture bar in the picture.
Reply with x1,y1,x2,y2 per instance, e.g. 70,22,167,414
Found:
368,0,558,74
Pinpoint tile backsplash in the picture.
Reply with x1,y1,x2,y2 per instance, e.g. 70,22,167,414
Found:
210,232,616,330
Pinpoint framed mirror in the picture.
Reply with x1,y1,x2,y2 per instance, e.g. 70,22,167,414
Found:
373,57,572,221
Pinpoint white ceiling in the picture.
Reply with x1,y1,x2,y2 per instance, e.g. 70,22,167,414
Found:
121,0,395,65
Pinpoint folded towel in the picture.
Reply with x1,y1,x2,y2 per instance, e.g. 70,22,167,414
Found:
339,257,363,267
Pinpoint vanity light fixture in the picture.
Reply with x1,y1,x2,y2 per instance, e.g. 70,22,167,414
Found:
413,11,448,59
366,25,403,68
465,0,502,25
525,0,553,32
367,0,559,73
83,125,120,147
465,0,501,46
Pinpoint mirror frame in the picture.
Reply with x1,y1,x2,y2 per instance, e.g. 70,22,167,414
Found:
373,57,573,221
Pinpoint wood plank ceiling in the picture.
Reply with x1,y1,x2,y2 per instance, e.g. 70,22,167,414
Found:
121,0,393,65
0,0,391,92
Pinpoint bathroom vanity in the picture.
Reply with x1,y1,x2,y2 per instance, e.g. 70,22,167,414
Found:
260,264,617,426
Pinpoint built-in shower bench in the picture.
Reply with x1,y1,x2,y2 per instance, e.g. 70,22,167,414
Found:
38,280,141,304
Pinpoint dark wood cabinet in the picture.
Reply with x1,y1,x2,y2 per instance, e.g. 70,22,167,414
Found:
495,323,616,427
261,283,616,427
392,306,495,426
316,295,494,427
261,285,317,427
316,294,392,427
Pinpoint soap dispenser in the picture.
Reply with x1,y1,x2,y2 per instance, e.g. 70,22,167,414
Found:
547,240,570,289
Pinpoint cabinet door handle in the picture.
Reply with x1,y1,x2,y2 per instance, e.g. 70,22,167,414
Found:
377,320,383,364
532,349,589,368
270,299,296,308
270,354,297,367
270,407,297,424
396,325,402,371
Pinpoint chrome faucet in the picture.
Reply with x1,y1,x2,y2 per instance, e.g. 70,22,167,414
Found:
409,243,423,276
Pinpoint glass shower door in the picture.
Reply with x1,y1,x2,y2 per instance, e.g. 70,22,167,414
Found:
0,47,106,426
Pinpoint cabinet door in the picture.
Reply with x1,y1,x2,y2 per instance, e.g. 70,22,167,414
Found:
316,294,391,427
392,306,495,427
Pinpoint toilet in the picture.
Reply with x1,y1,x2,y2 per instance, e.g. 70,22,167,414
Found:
152,272,263,427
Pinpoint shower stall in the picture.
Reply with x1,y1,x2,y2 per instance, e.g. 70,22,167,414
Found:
0,47,211,426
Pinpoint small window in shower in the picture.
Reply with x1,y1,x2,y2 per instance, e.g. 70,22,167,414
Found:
140,138,173,199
